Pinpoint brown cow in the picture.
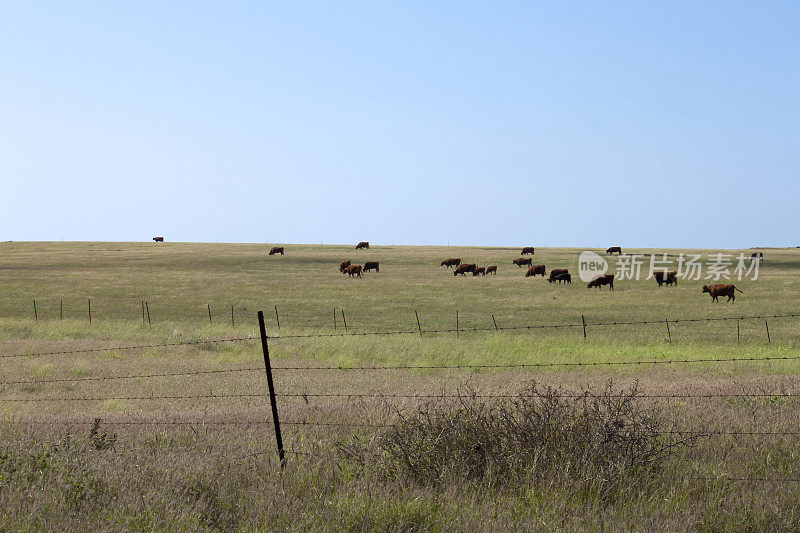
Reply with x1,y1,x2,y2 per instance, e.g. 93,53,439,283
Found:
152,236,164,242
702,284,743,302
356,241,370,250
363,261,380,273
526,264,546,278
344,264,362,277
751,252,763,259
473,267,486,276
554,272,571,284
653,270,678,287
268,246,284,255
513,257,533,267
587,273,614,290
339,260,351,273
454,263,477,276
485,265,497,275
606,246,622,255
521,247,535,255
548,268,568,283
441,258,461,268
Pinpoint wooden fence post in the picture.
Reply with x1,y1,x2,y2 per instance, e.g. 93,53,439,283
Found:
208,304,212,323
415,310,422,337
142,301,145,322
737,319,740,344
582,315,587,339
257,311,285,469
33,300,37,321
341,309,347,332
456,310,459,338
492,315,498,332
146,302,151,325
665,318,671,343
231,305,235,327
765,320,771,344
60,300,63,320
88,299,92,325
274,306,280,329
333,308,337,330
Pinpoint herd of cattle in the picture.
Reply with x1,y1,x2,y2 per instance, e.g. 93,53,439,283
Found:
260,242,753,302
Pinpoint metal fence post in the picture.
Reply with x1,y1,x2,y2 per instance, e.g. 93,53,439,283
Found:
665,318,671,343
341,309,347,332
146,302,151,325
456,310,459,338
765,320,771,344
258,311,285,469
492,315,498,332
231,305,235,327
60,300,63,320
737,319,740,344
333,308,337,330
415,310,423,337
582,315,587,339
88,299,92,325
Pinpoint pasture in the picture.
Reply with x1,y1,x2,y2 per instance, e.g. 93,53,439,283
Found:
2,241,800,530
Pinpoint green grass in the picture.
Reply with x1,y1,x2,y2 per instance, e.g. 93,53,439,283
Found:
2,242,800,530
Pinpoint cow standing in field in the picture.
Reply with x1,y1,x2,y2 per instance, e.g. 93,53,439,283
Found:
653,270,678,287
751,252,763,260
339,260,351,273
363,261,380,273
702,284,743,302
268,246,284,255
344,264,363,277
454,263,477,276
548,268,568,283
526,264,546,278
153,236,164,242
441,258,461,268
606,246,622,255
356,241,370,250
587,273,615,290
473,267,486,276
554,273,571,284
521,247,535,255
485,265,497,275
513,257,533,267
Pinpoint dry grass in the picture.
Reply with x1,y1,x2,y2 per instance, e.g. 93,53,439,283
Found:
1,242,800,530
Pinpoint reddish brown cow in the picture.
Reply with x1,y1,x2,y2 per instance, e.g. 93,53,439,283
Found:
339,260,351,273
363,261,380,273
344,264,362,277
441,258,461,268
473,267,486,276
356,241,370,250
513,257,533,267
587,273,615,290
268,246,284,255
548,268,568,283
653,270,678,287
606,246,622,255
454,263,477,276
521,247,535,255
526,264,546,278
485,265,497,275
152,236,164,242
702,284,742,302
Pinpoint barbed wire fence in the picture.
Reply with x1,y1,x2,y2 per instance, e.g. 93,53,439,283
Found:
2,310,800,482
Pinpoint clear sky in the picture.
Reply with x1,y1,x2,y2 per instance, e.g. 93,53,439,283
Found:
2,2,798,248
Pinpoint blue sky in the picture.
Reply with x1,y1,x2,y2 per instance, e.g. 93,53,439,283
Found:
2,2,798,247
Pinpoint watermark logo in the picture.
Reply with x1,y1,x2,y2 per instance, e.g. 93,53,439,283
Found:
578,251,608,282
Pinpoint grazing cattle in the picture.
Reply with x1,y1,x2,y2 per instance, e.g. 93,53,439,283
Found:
485,265,497,275
548,268,568,283
751,252,763,259
363,261,380,273
554,272,571,284
339,260,351,273
653,270,678,287
526,264,546,278
152,236,164,242
587,273,615,290
702,284,742,302
453,263,477,276
441,258,461,268
356,241,370,250
521,247,535,255
513,257,533,267
344,264,362,277
268,246,284,256
473,267,486,276
606,246,622,255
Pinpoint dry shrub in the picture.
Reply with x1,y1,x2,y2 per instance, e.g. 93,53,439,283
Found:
375,381,688,490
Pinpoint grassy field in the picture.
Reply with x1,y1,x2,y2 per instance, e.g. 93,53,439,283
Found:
1,241,800,530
